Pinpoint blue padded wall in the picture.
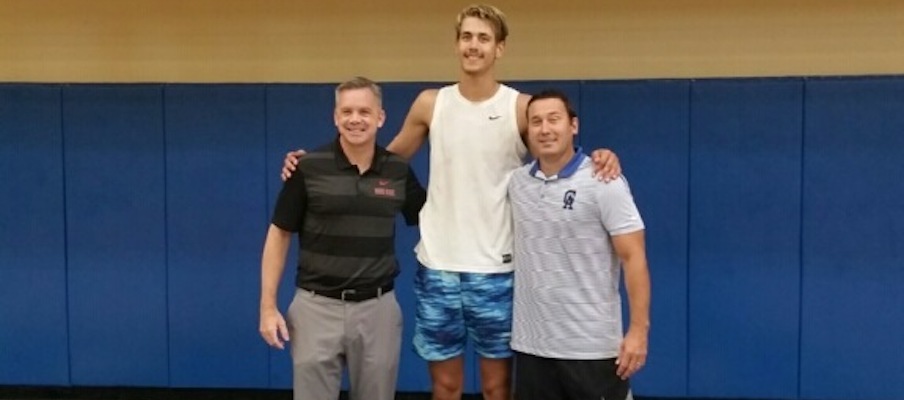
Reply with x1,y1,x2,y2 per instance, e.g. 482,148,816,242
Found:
0,85,69,385
63,85,168,386
509,81,581,115
2,77,904,400
800,77,904,400
688,80,803,399
580,80,691,397
165,85,269,387
263,83,336,389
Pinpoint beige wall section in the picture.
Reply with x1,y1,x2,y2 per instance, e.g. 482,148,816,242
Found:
2,0,903,83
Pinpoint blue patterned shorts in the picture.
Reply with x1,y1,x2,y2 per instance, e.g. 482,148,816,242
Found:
412,265,514,361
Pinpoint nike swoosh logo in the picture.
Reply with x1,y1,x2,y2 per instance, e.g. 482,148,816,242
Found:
488,115,501,120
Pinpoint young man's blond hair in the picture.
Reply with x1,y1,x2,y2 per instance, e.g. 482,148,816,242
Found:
455,4,509,42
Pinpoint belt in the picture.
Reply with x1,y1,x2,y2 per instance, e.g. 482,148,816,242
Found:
307,283,394,302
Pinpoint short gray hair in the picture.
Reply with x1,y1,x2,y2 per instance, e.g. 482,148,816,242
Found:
335,76,382,105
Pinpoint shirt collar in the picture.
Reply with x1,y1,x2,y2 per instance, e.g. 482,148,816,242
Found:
332,136,387,174
529,146,586,180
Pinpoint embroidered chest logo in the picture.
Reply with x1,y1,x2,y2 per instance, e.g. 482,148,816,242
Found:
374,179,396,197
563,190,576,210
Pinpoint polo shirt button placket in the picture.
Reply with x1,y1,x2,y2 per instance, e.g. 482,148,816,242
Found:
356,174,365,198
537,180,548,208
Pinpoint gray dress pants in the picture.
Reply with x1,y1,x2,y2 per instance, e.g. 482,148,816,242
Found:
287,289,402,400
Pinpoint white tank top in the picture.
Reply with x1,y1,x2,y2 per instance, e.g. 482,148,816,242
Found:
415,84,527,273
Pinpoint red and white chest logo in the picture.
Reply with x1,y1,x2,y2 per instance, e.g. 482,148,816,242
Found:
374,179,396,197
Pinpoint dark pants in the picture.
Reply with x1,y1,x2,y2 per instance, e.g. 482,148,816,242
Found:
513,351,631,400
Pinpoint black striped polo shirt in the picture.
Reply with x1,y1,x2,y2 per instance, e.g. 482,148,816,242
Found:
271,139,426,291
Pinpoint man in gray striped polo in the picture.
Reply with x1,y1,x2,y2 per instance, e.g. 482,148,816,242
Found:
258,77,427,400
508,90,651,400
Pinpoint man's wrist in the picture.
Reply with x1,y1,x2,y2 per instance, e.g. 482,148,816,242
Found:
628,321,650,332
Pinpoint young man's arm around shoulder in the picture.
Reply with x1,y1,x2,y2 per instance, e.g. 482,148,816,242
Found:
387,89,438,159
515,92,532,137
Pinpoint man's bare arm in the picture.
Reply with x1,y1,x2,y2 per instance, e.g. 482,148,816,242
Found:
259,224,292,349
515,93,531,140
611,230,651,380
386,89,437,159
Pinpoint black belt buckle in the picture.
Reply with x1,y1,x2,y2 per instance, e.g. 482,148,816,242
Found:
340,289,358,302
339,287,386,302
313,284,392,302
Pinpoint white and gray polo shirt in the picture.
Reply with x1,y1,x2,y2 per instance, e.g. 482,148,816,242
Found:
509,150,644,360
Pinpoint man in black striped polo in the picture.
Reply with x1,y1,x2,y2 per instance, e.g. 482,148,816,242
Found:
258,77,427,400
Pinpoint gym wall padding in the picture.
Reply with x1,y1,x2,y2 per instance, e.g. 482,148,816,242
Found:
63,85,168,386
688,80,803,399
800,77,904,400
1,77,903,400
579,80,691,397
0,85,69,386
164,85,269,388
509,81,582,113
